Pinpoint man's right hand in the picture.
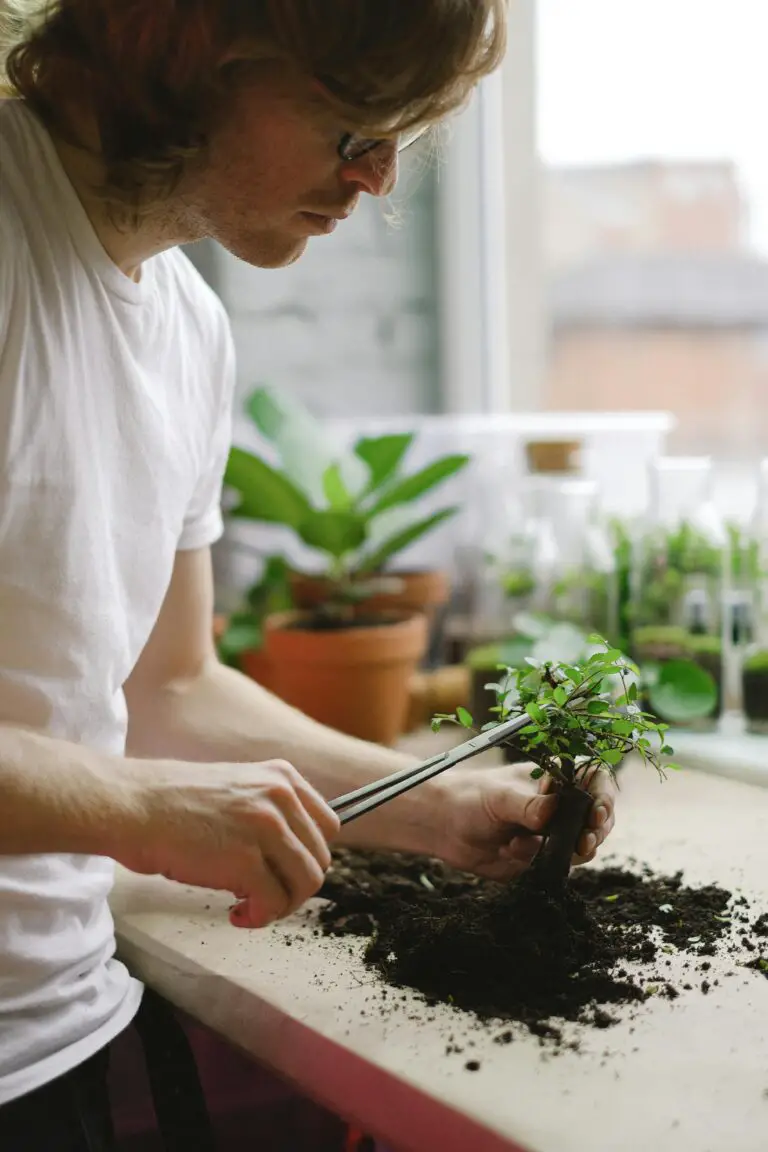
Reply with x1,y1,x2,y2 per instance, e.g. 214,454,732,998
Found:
118,758,340,929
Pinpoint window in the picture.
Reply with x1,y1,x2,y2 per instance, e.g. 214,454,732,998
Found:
536,0,768,468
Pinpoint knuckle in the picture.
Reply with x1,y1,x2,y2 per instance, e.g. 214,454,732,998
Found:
269,758,299,782
257,807,287,837
265,780,297,809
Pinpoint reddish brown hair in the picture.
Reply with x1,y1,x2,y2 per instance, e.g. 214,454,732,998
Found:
3,1,507,214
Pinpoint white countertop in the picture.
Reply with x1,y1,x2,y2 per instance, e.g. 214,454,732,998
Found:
110,753,768,1152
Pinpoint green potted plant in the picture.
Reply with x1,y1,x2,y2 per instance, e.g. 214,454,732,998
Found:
233,387,468,623
215,554,293,686
222,386,470,744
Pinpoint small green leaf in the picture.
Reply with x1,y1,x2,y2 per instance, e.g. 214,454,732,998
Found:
297,509,367,558
368,455,470,515
603,894,620,903
356,507,458,573
587,700,607,715
456,706,474,728
430,718,442,733
610,719,635,736
354,433,413,490
322,462,352,510
601,749,624,766
530,767,545,780
526,702,545,723
553,686,568,707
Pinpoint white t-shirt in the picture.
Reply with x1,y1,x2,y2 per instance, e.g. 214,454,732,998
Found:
0,100,236,1103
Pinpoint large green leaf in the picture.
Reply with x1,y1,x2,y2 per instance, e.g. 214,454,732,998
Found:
298,510,367,559
648,658,718,723
224,447,312,527
369,455,470,515
356,507,458,573
244,385,349,502
354,434,413,491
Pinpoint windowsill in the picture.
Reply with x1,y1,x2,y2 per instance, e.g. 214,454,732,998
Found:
669,712,768,789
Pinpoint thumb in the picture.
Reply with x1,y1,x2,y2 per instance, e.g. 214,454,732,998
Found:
487,784,557,834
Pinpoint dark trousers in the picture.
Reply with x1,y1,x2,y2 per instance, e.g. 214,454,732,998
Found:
0,989,216,1152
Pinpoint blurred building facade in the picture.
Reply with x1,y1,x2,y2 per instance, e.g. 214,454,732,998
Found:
543,160,768,458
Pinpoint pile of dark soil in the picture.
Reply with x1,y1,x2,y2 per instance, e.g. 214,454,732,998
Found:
319,849,762,1036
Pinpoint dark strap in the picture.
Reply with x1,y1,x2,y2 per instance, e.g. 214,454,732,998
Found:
132,988,216,1152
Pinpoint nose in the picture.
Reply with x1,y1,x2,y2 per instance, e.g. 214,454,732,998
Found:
340,142,399,198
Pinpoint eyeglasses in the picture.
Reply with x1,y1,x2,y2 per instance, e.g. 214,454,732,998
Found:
337,125,429,163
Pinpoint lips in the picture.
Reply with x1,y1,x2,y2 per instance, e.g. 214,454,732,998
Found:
299,212,339,235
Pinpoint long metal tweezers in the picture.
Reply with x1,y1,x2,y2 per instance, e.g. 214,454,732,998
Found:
329,710,535,825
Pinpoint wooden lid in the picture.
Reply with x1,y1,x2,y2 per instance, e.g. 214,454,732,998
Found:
525,440,582,474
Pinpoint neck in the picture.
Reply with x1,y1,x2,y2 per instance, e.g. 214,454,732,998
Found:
51,132,200,281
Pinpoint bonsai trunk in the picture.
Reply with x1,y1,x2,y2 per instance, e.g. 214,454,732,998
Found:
531,783,594,892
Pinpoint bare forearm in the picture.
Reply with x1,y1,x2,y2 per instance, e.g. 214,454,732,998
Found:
0,724,142,857
125,658,442,856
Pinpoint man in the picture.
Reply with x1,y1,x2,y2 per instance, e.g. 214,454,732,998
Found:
0,1,616,1147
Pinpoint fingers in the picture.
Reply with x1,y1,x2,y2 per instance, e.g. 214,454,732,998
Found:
577,765,617,862
278,762,341,844
230,823,326,928
263,761,339,872
226,761,338,928
228,858,291,929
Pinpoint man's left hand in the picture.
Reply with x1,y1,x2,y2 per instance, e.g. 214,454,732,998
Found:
428,761,617,881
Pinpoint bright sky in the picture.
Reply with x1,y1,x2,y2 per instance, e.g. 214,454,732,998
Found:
537,0,768,252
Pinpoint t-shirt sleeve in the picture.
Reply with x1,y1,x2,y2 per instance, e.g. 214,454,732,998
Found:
177,316,236,552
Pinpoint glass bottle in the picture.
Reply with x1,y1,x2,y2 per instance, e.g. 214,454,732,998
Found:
630,457,727,731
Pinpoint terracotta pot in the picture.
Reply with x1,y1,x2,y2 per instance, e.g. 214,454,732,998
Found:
264,610,428,745
289,569,450,624
239,647,273,691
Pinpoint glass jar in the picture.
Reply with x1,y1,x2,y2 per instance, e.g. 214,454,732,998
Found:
518,475,619,643
630,457,727,730
741,458,768,733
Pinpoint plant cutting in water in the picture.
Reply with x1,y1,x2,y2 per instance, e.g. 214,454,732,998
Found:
433,639,679,889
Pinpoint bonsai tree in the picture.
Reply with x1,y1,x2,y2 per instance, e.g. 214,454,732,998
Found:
223,386,470,623
433,639,679,890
